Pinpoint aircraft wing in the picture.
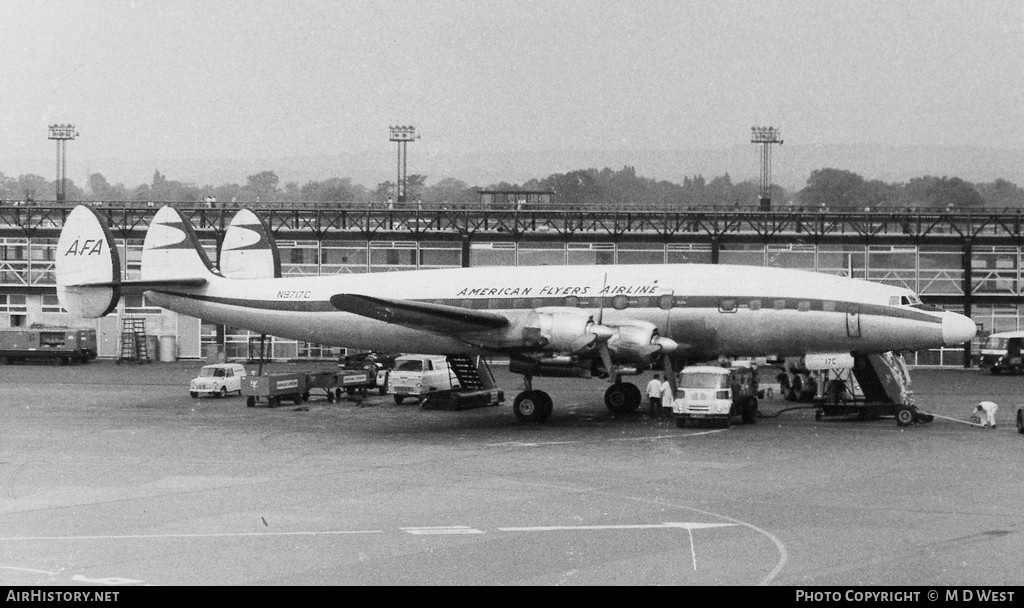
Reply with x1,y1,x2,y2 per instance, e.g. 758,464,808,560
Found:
329,294,510,335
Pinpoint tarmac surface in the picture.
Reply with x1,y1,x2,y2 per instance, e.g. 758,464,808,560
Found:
0,359,1021,586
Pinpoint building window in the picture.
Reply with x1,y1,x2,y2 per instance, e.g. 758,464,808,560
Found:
42,294,66,313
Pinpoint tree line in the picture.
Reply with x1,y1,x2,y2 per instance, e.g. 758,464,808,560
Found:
1,165,1022,210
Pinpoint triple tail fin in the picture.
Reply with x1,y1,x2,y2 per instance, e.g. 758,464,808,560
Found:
55,205,212,318
140,206,219,283
55,205,122,318
219,207,282,279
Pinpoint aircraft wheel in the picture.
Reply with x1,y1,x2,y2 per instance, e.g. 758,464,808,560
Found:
513,390,553,422
1016,408,1023,434
604,383,641,414
896,405,915,427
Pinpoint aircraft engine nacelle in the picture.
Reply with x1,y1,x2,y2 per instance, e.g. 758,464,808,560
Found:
607,321,678,363
524,308,614,354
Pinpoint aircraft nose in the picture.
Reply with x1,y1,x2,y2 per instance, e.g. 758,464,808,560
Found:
942,312,977,346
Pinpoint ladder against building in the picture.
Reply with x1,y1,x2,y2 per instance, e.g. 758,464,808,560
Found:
117,316,150,363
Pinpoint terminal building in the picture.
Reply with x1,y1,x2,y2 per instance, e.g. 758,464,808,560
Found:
1,194,1013,366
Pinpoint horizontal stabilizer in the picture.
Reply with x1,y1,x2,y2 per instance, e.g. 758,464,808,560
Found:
330,294,509,334
65,278,208,294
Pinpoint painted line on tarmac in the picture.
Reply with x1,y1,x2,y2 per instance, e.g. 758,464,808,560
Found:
401,526,484,535
610,429,726,441
486,441,581,447
499,521,738,572
498,522,736,532
0,530,383,541
0,565,59,575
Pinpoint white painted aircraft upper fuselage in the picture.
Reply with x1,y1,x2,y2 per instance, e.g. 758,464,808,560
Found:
143,263,973,359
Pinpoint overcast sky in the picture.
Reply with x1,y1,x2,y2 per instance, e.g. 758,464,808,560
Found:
2,0,1022,175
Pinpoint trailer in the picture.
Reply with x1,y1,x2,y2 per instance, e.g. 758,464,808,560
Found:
243,372,308,408
0,328,97,365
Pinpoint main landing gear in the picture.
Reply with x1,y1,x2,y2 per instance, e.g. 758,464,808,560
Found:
511,374,643,422
512,375,553,422
603,379,642,415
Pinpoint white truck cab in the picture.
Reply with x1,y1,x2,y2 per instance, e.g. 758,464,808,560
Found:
189,363,247,398
387,355,459,404
672,363,760,428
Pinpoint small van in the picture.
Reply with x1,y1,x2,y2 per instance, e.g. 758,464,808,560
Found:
387,355,459,404
979,330,1024,375
189,363,248,398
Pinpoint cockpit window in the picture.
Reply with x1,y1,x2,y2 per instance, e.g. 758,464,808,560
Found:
893,293,923,307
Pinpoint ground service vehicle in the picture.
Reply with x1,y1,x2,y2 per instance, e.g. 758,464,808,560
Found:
672,363,760,428
189,363,247,398
810,351,930,426
979,330,1024,374
243,372,308,408
388,355,460,404
0,328,97,365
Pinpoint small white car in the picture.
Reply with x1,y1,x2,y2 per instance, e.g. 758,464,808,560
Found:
189,363,247,398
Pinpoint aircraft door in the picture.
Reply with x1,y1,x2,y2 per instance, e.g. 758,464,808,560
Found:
846,304,862,338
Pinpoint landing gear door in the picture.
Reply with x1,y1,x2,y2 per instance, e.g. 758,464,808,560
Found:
846,304,862,338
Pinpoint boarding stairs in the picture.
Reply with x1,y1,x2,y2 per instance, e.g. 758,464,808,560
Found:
420,355,503,410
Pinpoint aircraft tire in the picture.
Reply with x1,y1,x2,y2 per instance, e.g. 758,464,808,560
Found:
604,383,641,414
513,390,552,422
896,405,915,427
1016,408,1023,434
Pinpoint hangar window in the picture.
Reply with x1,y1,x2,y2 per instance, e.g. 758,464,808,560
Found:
718,299,737,313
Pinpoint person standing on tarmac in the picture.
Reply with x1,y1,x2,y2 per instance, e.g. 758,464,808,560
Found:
646,374,663,416
660,375,674,418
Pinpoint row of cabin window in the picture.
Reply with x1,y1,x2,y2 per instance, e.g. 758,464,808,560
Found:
433,295,839,313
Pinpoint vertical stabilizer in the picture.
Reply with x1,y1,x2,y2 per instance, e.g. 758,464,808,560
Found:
141,206,217,281
55,205,121,318
219,207,282,279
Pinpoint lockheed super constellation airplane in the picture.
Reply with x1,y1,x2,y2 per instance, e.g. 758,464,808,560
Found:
55,205,976,422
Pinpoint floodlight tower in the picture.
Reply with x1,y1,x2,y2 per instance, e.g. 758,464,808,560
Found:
750,126,782,210
48,123,79,203
389,125,418,203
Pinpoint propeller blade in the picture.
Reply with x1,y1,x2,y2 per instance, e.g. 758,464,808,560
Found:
597,342,615,379
661,354,676,392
